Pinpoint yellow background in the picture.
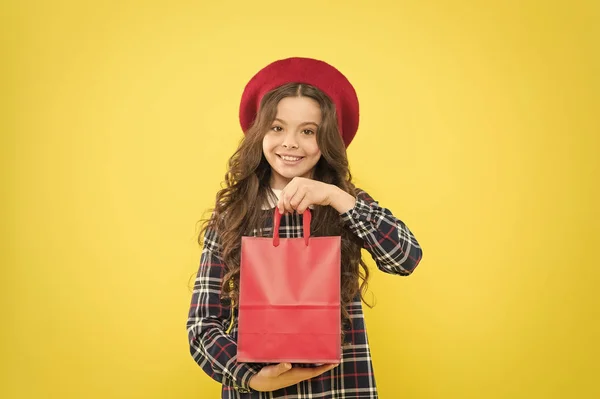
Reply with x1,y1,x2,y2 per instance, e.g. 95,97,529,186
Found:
2,0,598,398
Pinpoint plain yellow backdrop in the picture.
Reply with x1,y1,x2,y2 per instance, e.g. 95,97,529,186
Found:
2,0,598,398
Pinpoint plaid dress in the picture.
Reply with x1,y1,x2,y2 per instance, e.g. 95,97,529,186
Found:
187,189,423,398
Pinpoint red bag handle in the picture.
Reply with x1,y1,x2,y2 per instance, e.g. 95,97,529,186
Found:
272,209,311,247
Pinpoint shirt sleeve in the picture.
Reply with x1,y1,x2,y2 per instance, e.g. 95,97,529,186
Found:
340,189,423,275
186,227,258,392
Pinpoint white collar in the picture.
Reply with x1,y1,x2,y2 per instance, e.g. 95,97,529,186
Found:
261,188,281,210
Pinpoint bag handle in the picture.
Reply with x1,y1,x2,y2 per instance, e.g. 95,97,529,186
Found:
272,208,311,247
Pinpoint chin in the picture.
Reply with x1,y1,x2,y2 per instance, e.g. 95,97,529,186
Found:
279,170,309,179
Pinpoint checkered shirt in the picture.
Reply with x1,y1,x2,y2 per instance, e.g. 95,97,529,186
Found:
187,189,423,398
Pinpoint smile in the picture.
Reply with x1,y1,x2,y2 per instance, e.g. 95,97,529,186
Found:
277,154,304,162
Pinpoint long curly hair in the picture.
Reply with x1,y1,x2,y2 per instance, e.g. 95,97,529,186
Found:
198,82,371,328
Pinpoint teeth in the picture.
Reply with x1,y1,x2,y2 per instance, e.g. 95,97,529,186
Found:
281,155,302,161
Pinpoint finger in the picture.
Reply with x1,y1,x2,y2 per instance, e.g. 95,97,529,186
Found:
261,362,292,378
281,182,298,213
282,191,295,214
262,364,339,392
289,190,307,212
296,196,312,214
277,193,290,214
286,363,337,381
325,363,339,372
277,189,289,214
276,362,293,376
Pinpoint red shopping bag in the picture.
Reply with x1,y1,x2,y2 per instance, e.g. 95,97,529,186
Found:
237,208,341,363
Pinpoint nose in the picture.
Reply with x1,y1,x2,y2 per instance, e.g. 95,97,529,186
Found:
281,131,298,149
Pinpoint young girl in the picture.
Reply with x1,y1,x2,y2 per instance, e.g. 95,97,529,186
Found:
187,57,423,398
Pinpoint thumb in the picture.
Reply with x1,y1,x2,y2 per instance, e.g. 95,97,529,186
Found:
261,362,292,377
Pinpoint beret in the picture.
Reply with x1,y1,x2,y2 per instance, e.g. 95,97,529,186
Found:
239,57,359,147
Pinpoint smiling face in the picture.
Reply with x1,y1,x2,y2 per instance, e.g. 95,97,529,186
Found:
262,96,323,190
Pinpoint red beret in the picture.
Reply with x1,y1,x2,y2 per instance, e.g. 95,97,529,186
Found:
239,57,359,147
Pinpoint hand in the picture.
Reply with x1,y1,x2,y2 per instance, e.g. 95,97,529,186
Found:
248,362,339,392
277,177,356,214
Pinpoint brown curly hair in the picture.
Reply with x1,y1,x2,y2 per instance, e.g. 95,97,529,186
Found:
198,82,371,329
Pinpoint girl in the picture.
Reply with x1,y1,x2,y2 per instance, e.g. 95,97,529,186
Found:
187,57,423,398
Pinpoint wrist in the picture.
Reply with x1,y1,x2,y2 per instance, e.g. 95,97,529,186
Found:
236,366,259,393
248,373,262,391
329,186,356,214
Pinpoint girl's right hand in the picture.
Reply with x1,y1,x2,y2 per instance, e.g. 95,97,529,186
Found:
248,362,338,392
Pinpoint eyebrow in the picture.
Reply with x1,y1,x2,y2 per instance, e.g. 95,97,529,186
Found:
274,118,319,127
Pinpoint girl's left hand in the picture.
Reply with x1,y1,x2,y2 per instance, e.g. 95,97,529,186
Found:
277,177,356,214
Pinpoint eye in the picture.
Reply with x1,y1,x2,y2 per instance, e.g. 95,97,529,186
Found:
271,126,283,132
302,129,315,135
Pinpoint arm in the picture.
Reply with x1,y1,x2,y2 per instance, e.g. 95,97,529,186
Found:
186,227,258,393
275,178,423,275
332,188,423,275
